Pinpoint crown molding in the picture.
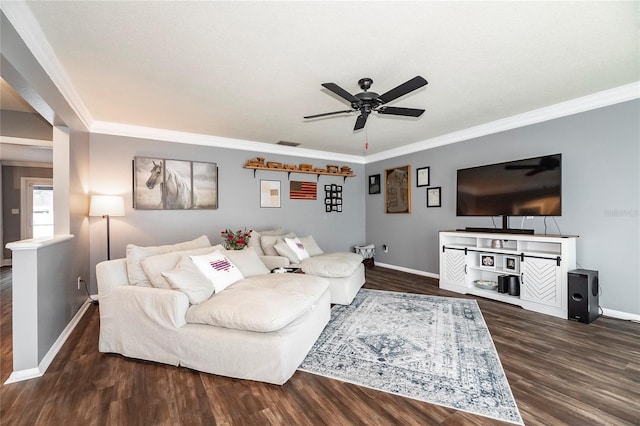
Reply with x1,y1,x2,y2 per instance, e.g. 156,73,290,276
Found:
91,121,365,164
364,82,640,163
93,82,638,166
1,1,94,130
0,136,52,147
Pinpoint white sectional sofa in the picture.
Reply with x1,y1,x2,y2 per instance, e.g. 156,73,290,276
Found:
249,229,366,305
96,236,331,385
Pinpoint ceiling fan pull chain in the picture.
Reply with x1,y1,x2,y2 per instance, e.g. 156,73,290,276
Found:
365,126,369,151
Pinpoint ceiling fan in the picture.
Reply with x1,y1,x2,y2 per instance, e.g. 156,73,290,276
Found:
304,76,428,131
505,155,561,176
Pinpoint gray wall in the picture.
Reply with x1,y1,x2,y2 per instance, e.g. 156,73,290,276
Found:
2,10,91,375
36,237,80,361
68,129,91,306
88,134,366,291
0,110,52,140
2,165,53,259
366,100,639,315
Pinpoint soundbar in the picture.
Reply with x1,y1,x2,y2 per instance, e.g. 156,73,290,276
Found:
462,227,535,235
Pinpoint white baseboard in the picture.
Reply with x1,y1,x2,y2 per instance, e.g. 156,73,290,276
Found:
374,262,439,280
602,308,640,323
4,299,91,384
373,263,639,322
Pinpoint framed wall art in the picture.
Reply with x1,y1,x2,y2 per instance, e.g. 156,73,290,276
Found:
368,174,381,194
385,165,411,214
260,180,281,208
133,157,217,210
290,181,317,200
416,166,430,187
325,184,343,213
426,186,441,208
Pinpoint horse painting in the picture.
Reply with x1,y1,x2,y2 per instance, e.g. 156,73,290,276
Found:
145,160,198,209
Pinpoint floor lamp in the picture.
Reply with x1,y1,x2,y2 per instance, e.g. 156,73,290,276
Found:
89,195,125,260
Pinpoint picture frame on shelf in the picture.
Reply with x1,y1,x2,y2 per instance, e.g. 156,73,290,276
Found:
480,253,496,269
369,174,381,194
416,166,430,187
385,165,411,214
426,186,442,207
504,255,519,273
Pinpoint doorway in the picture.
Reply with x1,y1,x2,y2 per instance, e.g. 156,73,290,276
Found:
20,177,54,239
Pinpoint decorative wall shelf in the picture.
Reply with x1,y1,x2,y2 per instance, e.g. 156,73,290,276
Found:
244,165,356,182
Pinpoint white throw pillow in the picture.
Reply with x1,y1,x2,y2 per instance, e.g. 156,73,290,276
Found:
125,235,211,286
299,235,324,257
274,241,300,264
258,228,285,236
224,247,270,277
285,237,310,261
141,245,223,289
247,230,265,256
162,255,214,304
190,251,244,293
260,232,296,256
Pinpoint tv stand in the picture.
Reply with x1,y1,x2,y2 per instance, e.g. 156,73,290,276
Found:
439,230,577,319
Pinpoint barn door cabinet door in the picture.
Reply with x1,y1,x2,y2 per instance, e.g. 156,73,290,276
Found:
441,249,467,287
520,257,562,308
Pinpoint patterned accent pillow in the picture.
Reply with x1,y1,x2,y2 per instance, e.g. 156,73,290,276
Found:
285,237,310,262
190,251,244,293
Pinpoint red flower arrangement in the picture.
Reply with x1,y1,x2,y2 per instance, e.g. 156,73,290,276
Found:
220,228,252,250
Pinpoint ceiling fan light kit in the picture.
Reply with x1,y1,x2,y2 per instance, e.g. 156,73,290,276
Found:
304,76,428,131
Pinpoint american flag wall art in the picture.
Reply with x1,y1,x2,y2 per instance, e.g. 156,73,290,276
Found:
290,181,317,200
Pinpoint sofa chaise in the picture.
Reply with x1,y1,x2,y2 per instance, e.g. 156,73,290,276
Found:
249,229,365,305
96,236,331,385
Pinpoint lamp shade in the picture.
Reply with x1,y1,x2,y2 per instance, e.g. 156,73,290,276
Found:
89,195,125,217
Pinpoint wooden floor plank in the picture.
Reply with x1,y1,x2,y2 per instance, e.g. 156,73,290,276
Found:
1,265,639,425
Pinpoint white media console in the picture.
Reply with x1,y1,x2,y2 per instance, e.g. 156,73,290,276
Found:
439,231,577,318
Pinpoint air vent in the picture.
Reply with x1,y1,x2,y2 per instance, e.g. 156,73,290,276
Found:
277,141,300,147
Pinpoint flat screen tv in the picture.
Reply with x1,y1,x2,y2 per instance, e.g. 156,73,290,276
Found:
457,154,561,232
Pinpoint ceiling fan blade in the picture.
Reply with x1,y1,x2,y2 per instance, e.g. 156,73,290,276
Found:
354,113,369,130
321,83,361,104
378,106,425,117
378,76,428,104
304,110,354,119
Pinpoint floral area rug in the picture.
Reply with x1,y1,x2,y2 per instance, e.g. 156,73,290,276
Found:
298,289,523,425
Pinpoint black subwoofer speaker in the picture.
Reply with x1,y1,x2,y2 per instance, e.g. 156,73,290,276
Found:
568,269,600,324
498,275,509,293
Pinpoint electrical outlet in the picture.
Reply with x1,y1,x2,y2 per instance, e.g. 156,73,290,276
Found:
77,276,82,290
383,244,389,253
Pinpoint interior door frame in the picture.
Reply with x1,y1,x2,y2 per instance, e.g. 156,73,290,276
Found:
20,177,54,240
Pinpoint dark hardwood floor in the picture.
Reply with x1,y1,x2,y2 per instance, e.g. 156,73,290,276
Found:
1,265,639,425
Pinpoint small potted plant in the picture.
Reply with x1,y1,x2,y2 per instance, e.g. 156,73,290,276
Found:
220,228,252,250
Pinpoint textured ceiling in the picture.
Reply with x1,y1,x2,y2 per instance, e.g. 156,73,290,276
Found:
11,1,640,157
